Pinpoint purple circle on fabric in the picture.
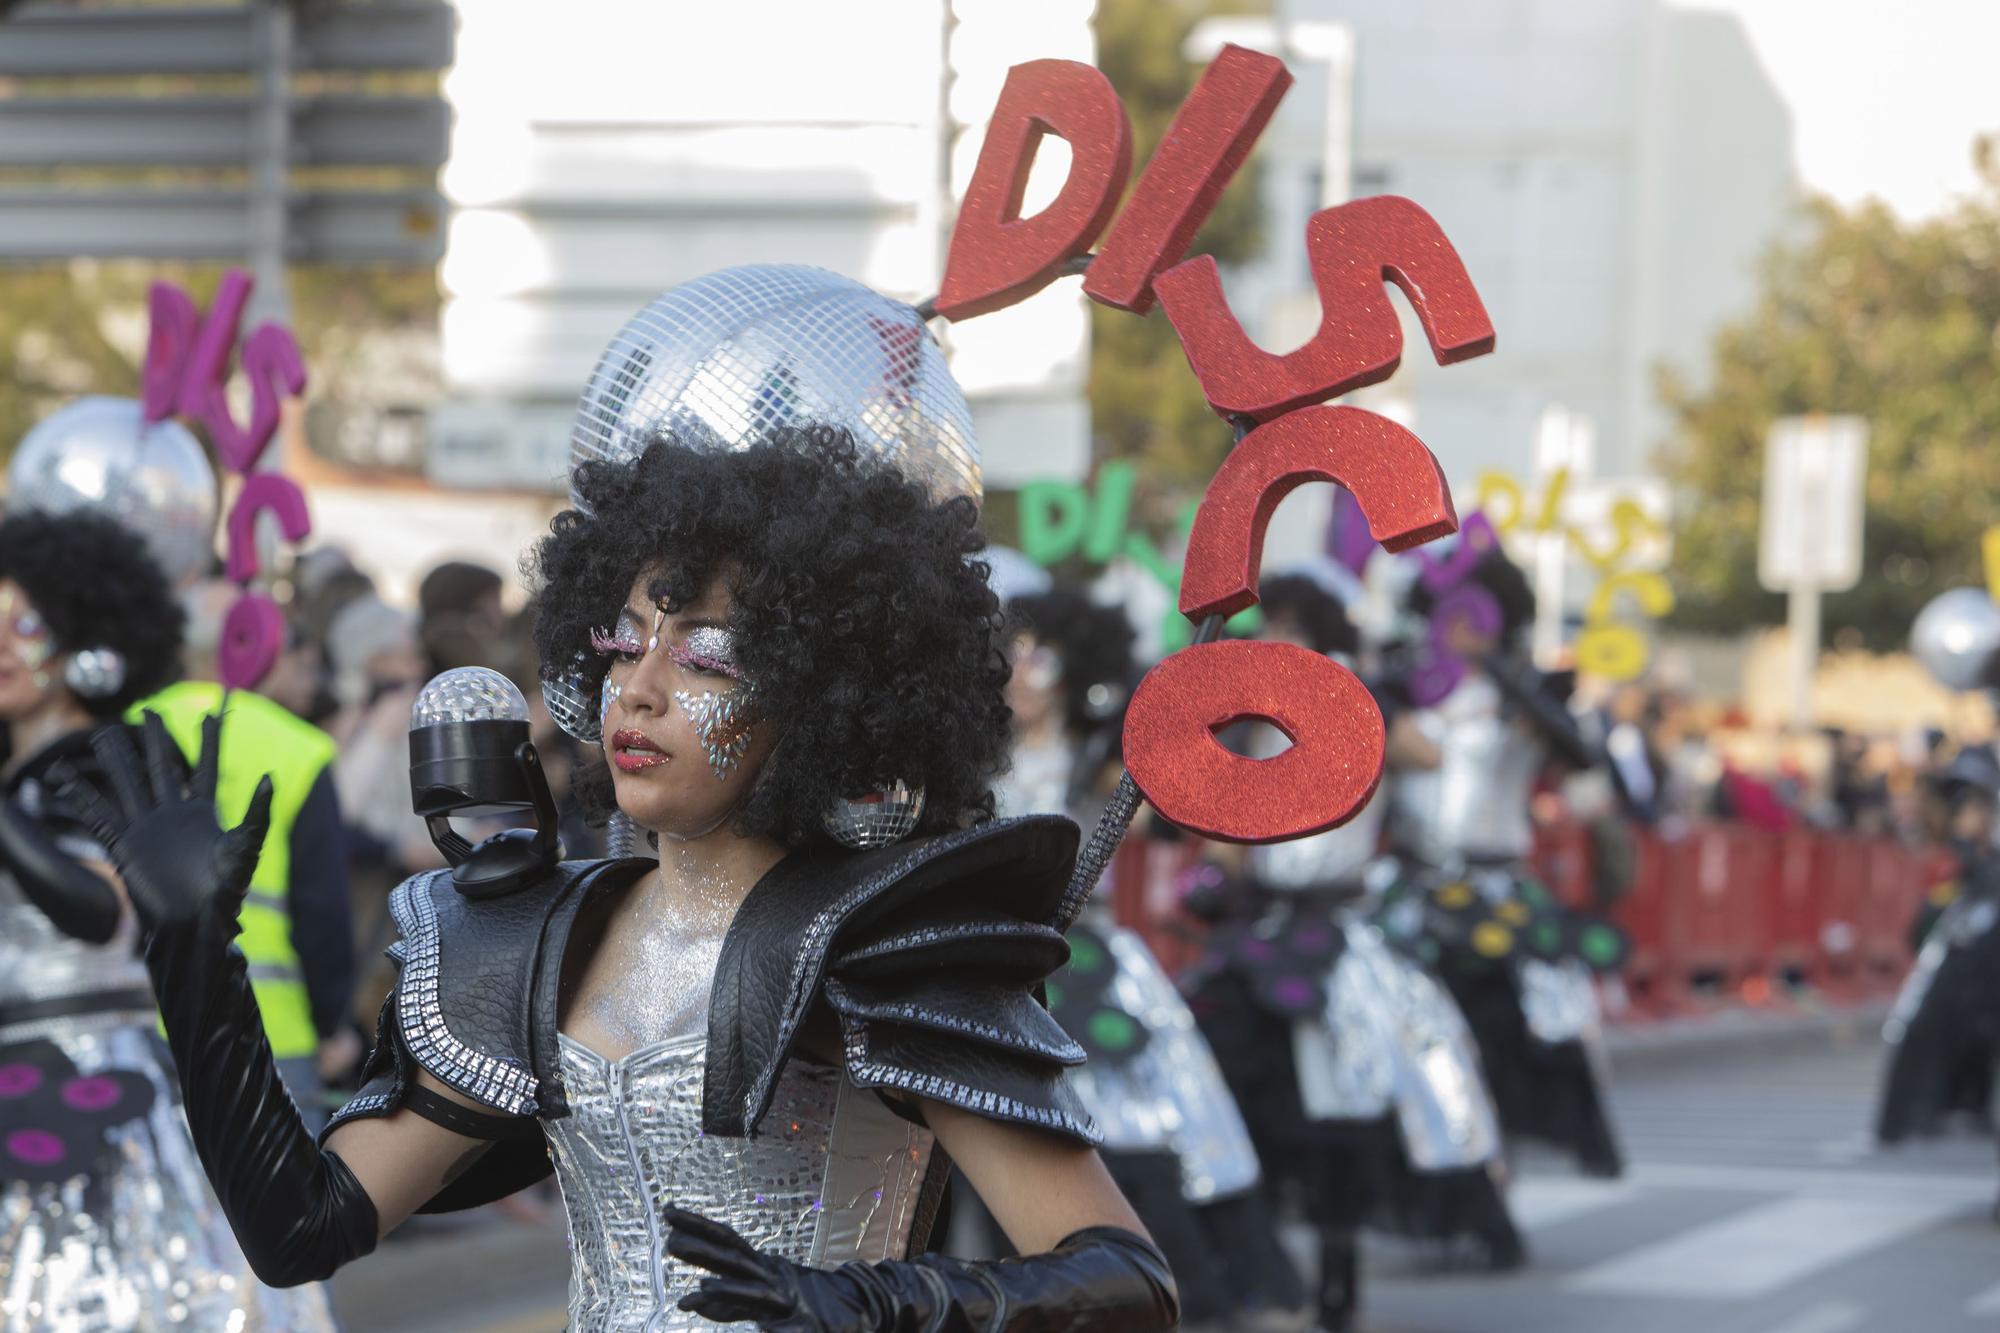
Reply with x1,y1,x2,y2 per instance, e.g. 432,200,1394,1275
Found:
5,1129,63,1165
61,1076,122,1113
1272,977,1316,1009
1239,938,1277,963
0,1065,43,1099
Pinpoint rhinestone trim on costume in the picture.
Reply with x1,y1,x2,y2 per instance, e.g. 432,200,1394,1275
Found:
390,873,542,1116
837,918,1060,964
327,1090,397,1131
826,983,1085,1064
842,1030,1100,1143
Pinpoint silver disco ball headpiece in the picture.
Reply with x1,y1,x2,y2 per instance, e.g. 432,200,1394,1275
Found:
568,264,979,504
547,265,981,743
8,396,217,586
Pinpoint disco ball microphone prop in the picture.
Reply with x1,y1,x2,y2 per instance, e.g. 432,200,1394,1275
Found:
410,667,562,899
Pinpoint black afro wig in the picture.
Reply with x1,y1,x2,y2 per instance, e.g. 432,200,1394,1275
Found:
0,510,184,717
1004,589,1137,736
529,426,1012,849
1255,573,1359,657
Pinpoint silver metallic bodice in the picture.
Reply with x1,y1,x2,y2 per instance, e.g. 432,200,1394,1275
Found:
544,1033,936,1332
0,868,146,1010
1251,788,1388,891
1392,673,1542,866
1064,924,1260,1202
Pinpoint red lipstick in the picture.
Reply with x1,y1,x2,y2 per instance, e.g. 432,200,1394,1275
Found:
611,727,669,772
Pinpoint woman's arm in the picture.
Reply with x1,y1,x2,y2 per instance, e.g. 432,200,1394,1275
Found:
920,1096,1145,1252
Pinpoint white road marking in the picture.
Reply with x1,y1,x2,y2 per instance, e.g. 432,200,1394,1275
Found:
1967,1279,2000,1316
1507,1177,1638,1231
1565,1194,1956,1299
1752,1301,1867,1333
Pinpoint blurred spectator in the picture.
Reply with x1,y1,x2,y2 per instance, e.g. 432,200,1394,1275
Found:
142,580,358,1127
419,559,507,676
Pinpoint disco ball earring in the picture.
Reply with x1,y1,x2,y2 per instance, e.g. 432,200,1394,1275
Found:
62,648,127,700
823,781,925,850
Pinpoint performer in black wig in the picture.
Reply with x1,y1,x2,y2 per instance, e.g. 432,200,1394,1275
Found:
1876,746,2000,1145
68,267,1176,1333
0,509,334,1329
1378,546,1626,1179
1186,572,1521,1333
998,588,1306,1331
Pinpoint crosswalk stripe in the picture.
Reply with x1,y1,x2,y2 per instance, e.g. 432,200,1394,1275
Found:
1752,1301,1866,1333
1565,1194,1956,1299
1507,1177,1638,1231
1968,1279,2000,1316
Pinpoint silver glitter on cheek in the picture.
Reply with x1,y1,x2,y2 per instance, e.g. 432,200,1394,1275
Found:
598,676,622,732
675,686,757,779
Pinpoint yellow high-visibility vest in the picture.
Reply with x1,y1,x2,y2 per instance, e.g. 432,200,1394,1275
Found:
133,681,337,1060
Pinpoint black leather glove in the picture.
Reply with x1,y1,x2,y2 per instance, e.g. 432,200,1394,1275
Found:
0,793,121,943
667,1206,1178,1332
1481,652,1594,770
65,710,379,1287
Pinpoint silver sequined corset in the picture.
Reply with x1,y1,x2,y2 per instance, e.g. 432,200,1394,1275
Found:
0,870,144,1011
1392,673,1542,867
544,1033,938,1333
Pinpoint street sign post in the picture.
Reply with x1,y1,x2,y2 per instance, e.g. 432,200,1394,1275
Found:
0,1,454,301
1759,414,1867,728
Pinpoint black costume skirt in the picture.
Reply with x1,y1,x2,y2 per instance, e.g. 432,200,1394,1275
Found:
1188,914,1521,1257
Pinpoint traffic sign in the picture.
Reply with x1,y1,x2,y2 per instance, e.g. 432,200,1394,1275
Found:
1759,414,1867,593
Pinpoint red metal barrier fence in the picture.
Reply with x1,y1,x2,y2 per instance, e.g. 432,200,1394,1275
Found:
1109,822,1954,1020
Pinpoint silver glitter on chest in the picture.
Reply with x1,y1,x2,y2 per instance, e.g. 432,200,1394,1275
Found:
567,868,738,1061
545,1034,935,1332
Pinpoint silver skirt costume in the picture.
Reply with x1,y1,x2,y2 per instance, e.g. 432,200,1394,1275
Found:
0,844,334,1331
1187,786,1513,1245
324,818,1096,1332
1375,673,1624,1176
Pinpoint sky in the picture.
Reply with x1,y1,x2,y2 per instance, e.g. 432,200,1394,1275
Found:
1698,0,2000,220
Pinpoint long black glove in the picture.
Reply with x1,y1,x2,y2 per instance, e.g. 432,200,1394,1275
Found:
667,1206,1179,1332
0,795,121,943
65,711,379,1287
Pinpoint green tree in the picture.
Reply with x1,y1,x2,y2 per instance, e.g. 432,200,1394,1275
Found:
1659,146,2000,648
1088,0,1268,489
0,261,437,467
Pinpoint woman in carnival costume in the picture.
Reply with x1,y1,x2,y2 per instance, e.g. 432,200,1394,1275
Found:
1876,745,2000,1146
69,266,1178,1332
1377,547,1628,1178
0,509,334,1332
1185,573,1521,1333
997,589,1305,1331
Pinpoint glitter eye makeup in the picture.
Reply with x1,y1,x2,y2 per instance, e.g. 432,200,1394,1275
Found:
666,625,743,680
589,612,647,660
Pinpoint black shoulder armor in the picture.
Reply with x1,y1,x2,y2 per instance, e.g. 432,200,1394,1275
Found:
704,814,1098,1145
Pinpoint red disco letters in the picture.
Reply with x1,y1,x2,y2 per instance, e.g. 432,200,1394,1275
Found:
1177,405,1457,621
1083,44,1291,314
1121,640,1385,843
1155,195,1494,421
934,60,1132,321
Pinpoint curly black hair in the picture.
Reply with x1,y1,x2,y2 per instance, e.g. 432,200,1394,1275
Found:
0,511,184,717
1256,574,1359,657
1004,589,1136,736
529,427,1012,848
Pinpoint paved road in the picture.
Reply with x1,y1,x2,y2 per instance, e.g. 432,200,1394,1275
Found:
331,1022,1994,1332
1363,1029,1998,1333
